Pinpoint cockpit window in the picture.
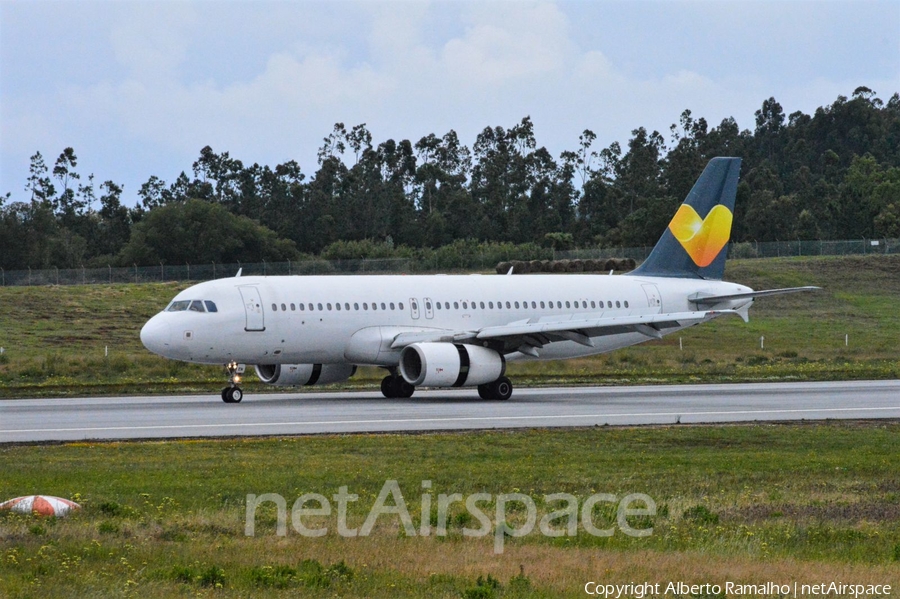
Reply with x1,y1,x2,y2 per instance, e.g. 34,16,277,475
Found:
168,300,217,313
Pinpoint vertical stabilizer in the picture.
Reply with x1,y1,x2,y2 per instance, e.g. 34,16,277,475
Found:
630,157,741,280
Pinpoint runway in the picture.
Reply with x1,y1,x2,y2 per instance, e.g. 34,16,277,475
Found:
1,380,899,443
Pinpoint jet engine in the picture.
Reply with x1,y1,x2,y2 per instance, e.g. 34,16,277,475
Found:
255,363,357,386
399,343,505,387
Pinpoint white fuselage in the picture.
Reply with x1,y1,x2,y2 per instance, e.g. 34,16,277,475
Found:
140,273,752,366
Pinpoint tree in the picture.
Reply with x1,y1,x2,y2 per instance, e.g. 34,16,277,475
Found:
25,151,55,206
117,199,300,265
52,147,82,217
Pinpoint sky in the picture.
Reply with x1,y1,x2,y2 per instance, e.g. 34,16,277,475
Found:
1,0,898,207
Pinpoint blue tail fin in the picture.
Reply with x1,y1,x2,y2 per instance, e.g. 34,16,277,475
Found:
630,157,741,280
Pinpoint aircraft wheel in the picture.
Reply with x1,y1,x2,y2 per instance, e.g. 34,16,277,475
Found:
221,388,230,402
381,376,397,398
230,387,243,403
396,379,415,398
492,377,513,401
477,384,495,400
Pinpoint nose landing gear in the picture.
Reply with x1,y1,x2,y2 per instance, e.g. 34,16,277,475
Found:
222,361,245,403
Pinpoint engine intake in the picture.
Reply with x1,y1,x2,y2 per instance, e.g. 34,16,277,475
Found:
399,343,505,387
255,363,356,386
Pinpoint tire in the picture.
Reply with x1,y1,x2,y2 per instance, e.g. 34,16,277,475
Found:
381,376,397,398
231,387,243,403
221,388,229,402
477,384,494,400
493,377,513,401
396,379,415,398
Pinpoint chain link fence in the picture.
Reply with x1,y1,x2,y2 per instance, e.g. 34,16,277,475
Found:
1,238,897,287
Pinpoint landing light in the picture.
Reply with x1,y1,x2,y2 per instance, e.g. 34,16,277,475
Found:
233,375,242,384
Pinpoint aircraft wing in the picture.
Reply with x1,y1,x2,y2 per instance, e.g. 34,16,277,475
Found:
390,309,742,356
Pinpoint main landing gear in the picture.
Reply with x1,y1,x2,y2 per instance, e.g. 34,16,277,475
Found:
478,376,513,400
222,361,244,403
381,373,415,399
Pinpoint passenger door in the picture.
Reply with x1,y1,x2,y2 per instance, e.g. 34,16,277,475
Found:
641,284,662,312
239,286,266,331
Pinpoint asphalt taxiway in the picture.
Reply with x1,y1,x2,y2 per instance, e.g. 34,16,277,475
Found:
1,380,898,443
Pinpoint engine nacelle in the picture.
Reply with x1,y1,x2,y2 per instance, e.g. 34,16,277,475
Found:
255,363,357,386
399,343,505,387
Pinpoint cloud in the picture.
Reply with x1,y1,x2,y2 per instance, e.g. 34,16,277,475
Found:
2,0,897,202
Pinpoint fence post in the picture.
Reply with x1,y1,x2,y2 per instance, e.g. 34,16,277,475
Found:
134,263,138,283
288,259,291,276
82,265,85,285
108,264,112,284
212,261,216,279
1,267,4,286
28,266,31,286
160,262,164,282
186,262,190,281
263,259,267,276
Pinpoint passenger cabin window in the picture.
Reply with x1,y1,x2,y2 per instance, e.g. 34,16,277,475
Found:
624,301,629,308
390,302,395,310
272,303,278,311
281,303,287,311
336,303,341,310
317,303,323,311
381,303,386,310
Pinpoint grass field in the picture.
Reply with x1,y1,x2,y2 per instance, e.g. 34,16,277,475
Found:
1,424,899,597
0,254,898,398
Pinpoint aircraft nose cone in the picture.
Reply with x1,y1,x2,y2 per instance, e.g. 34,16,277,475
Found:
140,315,171,356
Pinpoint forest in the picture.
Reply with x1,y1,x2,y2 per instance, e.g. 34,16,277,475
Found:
1,86,898,270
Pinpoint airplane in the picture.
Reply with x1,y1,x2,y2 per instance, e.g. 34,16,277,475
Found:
140,157,817,403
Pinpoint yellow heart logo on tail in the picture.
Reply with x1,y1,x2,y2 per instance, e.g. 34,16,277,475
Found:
668,204,733,267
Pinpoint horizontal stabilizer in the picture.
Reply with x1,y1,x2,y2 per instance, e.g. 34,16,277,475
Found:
690,286,821,305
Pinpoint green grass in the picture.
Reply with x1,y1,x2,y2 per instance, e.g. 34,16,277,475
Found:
1,424,899,597
0,255,899,397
